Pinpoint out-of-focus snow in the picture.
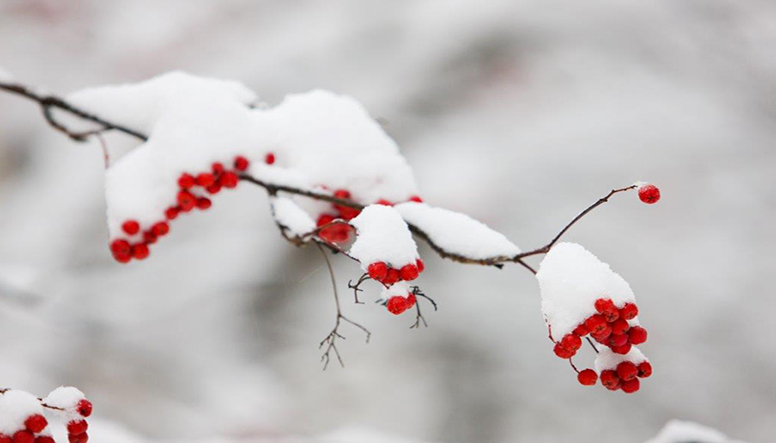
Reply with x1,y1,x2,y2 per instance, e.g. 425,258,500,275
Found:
0,65,13,82
395,202,520,259
270,196,316,238
349,205,418,269
646,420,748,443
537,242,637,340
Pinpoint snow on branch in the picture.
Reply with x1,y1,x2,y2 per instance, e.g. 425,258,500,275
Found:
0,387,92,442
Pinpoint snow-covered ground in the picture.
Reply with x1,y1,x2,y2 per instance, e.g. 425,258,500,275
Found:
0,1,773,442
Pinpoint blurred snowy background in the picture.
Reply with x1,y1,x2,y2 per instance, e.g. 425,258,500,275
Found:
0,0,774,442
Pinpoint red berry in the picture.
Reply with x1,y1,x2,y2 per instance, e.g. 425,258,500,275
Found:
110,239,131,256
621,378,640,393
196,197,212,210
620,303,639,320
609,333,628,347
234,156,250,171
386,296,409,315
577,369,598,386
600,370,621,390
0,435,10,443
206,183,222,194
113,253,131,264
67,421,88,436
637,361,652,378
406,293,416,308
68,434,88,443
383,268,400,286
611,318,630,336
337,206,361,220
367,262,388,281
165,207,180,220
121,220,140,235
152,222,169,237
416,259,425,273
595,298,619,322
616,361,639,381
177,191,196,211
143,231,157,244
409,195,423,203
334,189,351,199
220,171,239,188
132,243,149,260
265,153,275,165
560,334,582,352
77,399,93,417
573,324,589,336
178,173,195,189
553,342,575,359
400,264,419,281
35,437,55,443
376,199,393,206
12,431,34,443
628,326,648,345
196,173,215,187
212,162,225,174
317,214,335,227
584,315,607,334
638,184,660,204
24,414,47,433
611,342,632,355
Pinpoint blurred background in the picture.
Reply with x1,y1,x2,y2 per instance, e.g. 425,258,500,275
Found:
0,0,773,442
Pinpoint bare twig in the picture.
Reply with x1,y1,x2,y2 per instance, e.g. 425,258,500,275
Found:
315,243,371,370
347,273,370,304
409,286,436,329
586,337,600,354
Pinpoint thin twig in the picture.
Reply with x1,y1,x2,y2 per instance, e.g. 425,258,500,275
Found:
315,243,371,370
347,273,370,304
586,337,600,354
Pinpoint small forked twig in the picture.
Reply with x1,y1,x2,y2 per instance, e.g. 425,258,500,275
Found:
315,242,371,370
347,273,370,304
409,286,437,329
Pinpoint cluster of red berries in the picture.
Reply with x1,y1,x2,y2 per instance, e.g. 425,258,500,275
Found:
552,298,647,359
385,292,417,315
576,359,652,393
110,154,275,262
316,192,425,244
638,184,660,204
367,259,425,287
0,398,92,443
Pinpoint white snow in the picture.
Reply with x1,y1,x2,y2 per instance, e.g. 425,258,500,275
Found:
349,205,419,269
0,389,44,435
646,420,746,443
536,242,637,340
593,346,647,373
67,72,419,243
380,281,412,302
43,386,86,423
394,202,520,259
270,196,316,237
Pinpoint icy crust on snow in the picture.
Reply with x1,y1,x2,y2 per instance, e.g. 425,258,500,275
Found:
394,202,520,259
594,346,647,373
67,72,418,239
44,386,86,423
537,242,637,340
0,390,43,435
646,420,746,443
270,196,316,237
349,205,418,268
380,281,412,302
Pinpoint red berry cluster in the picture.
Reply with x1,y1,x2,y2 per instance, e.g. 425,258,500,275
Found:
553,298,647,359
597,360,652,393
385,292,417,315
316,189,360,244
0,413,48,443
367,259,425,287
110,154,274,262
638,184,660,204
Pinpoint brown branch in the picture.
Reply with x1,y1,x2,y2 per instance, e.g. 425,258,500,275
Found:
315,242,371,370
0,387,65,411
0,81,148,142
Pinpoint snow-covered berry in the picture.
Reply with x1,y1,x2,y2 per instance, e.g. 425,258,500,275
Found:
367,262,388,281
619,303,638,320
408,195,423,203
66,421,88,436
399,264,419,281
386,296,409,315
121,220,140,235
416,259,425,273
76,399,93,417
234,156,249,171
12,431,34,443
24,414,47,433
264,152,275,165
638,184,660,204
